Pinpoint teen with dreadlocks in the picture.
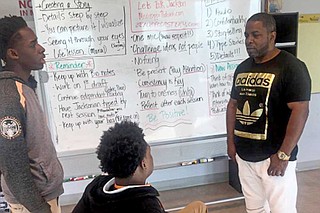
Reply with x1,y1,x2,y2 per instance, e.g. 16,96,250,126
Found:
0,16,64,213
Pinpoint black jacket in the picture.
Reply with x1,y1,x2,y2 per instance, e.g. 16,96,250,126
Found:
72,175,167,213
0,71,63,213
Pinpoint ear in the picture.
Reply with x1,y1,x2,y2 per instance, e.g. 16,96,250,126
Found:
270,31,277,43
141,159,147,170
6,48,19,60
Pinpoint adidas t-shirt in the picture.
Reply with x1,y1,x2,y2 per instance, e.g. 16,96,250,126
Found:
230,51,311,162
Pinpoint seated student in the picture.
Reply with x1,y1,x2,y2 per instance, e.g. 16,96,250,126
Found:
73,121,207,213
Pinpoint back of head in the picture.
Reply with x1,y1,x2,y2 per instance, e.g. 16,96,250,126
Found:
0,16,27,63
247,12,277,33
97,121,148,178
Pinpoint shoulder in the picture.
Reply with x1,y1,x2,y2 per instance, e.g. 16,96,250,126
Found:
278,51,310,77
0,72,25,97
0,80,26,114
235,58,254,73
277,51,311,101
136,196,165,213
278,51,306,68
85,175,113,191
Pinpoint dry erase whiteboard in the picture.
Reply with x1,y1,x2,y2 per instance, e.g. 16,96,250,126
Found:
31,0,261,152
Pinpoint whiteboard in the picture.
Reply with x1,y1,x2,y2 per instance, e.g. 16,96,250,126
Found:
31,0,261,152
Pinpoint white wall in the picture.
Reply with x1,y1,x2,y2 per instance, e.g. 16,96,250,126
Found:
282,0,320,14
297,94,320,170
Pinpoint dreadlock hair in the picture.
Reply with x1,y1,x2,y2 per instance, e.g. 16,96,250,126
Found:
0,16,27,62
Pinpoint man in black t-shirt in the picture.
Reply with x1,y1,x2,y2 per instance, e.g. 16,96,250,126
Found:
226,13,311,213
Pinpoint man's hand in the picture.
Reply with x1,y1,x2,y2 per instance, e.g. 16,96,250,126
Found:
267,154,288,176
227,141,237,162
226,98,237,163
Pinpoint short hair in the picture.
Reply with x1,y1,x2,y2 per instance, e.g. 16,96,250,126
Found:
96,121,148,178
0,16,27,61
247,12,277,33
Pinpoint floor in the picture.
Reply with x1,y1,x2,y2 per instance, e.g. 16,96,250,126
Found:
62,169,320,213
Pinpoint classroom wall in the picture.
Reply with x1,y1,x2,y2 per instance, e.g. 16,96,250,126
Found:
297,95,320,170
282,0,320,14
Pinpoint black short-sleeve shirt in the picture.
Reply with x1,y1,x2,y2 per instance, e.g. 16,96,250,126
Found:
230,51,311,162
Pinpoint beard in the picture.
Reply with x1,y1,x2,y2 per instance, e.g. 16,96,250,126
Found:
246,41,270,59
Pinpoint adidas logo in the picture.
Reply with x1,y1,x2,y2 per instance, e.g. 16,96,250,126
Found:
236,100,263,125
235,73,275,88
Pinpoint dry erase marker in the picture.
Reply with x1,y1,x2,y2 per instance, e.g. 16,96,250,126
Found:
191,160,198,164
181,161,191,166
64,174,97,182
207,158,214,162
75,175,90,181
181,160,197,166
199,158,208,163
198,158,214,163
181,162,187,166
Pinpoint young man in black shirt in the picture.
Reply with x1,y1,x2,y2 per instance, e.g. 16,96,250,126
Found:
73,121,207,213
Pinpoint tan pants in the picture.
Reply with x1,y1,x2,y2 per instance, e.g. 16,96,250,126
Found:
9,198,61,213
178,201,208,213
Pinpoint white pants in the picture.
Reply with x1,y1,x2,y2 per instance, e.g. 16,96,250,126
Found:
236,155,297,213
